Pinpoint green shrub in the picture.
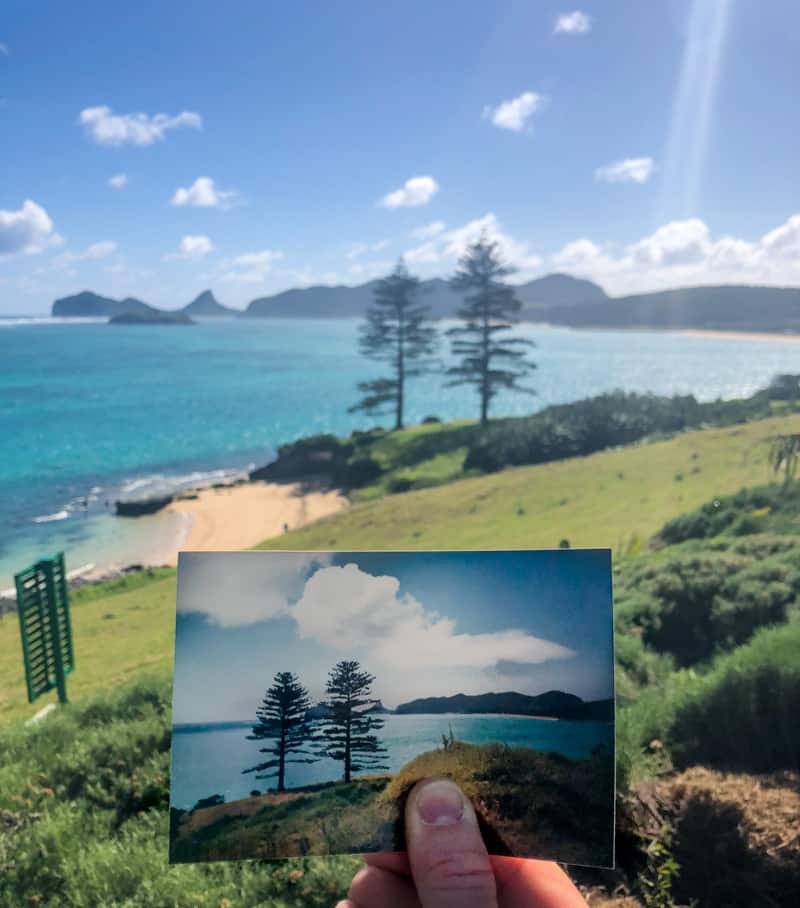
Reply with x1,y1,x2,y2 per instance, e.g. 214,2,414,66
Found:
0,674,358,907
658,483,800,543
615,552,796,667
464,392,703,473
339,455,383,488
619,623,800,776
387,476,413,493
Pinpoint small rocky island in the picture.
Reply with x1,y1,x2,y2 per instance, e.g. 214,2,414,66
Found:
109,311,194,325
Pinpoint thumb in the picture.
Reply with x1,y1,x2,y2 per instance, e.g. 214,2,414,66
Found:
405,778,498,908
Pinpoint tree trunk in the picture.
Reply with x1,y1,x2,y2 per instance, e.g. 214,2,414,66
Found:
480,298,490,426
278,724,286,792
396,306,405,430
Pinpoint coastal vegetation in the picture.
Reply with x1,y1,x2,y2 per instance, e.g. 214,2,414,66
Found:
2,393,800,903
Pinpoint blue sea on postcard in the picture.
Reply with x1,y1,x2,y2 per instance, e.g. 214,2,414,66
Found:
170,713,613,809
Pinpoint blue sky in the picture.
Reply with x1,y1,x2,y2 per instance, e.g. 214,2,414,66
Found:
2,0,799,314
172,550,614,723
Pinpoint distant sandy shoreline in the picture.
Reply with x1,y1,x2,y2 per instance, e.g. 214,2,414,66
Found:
159,480,348,564
668,328,800,342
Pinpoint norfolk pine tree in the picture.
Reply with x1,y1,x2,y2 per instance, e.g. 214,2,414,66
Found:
242,671,318,792
350,260,438,430
318,660,388,783
447,235,536,425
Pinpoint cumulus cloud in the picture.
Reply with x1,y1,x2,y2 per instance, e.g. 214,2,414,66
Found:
222,248,284,283
405,212,542,279
108,173,128,189
551,213,800,294
595,157,655,184
554,10,592,34
177,552,332,627
170,176,239,209
482,91,546,133
78,105,202,146
292,564,575,670
0,199,62,256
348,260,393,279
381,176,439,209
165,235,215,261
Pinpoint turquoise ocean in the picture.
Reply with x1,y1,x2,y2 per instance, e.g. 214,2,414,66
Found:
169,712,614,809
2,317,798,585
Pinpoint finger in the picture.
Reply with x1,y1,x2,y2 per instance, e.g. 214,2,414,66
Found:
363,852,412,876
405,778,498,908
492,856,588,908
348,865,420,908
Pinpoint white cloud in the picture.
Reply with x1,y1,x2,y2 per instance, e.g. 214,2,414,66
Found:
108,173,128,189
629,219,710,266
292,564,575,671
595,157,656,184
58,240,117,265
170,176,239,210
0,200,62,256
346,240,391,260
551,213,800,294
404,212,542,279
165,235,215,261
222,248,284,283
380,176,439,209
554,10,592,34
482,91,546,133
411,221,446,241
177,552,332,627
78,105,202,146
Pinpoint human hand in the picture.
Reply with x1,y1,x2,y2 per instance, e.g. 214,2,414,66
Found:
337,777,589,907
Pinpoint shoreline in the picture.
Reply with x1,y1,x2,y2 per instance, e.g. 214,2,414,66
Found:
159,479,348,564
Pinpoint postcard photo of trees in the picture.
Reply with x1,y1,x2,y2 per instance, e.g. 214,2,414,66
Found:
169,549,615,867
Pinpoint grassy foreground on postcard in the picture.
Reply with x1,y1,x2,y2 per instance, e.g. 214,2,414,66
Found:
170,742,613,866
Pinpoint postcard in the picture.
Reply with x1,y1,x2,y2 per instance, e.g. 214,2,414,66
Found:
169,549,615,867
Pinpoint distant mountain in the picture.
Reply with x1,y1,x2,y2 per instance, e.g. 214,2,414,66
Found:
394,690,614,721
53,290,158,318
539,285,800,333
180,290,237,318
516,273,608,312
242,273,606,319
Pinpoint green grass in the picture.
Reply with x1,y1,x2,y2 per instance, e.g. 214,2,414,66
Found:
260,414,800,552
0,570,177,726
0,675,359,908
2,414,795,727
347,419,478,500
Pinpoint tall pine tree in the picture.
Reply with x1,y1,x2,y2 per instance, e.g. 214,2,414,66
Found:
242,671,318,792
318,660,388,783
349,260,438,430
447,235,536,425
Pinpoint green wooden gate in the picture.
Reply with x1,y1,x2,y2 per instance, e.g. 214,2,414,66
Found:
15,552,74,704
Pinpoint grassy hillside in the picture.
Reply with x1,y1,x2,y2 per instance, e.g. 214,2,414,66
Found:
2,413,795,726
260,414,799,552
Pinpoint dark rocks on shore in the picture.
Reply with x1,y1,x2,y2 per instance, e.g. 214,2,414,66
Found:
115,495,174,516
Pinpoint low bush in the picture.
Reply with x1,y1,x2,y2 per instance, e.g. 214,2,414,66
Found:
615,551,797,667
0,675,358,907
338,455,383,489
658,482,800,543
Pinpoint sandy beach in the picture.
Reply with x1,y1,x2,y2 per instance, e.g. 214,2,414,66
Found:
162,481,349,564
670,328,800,342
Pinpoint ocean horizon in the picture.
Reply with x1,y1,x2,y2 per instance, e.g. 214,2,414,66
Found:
169,712,614,810
3,317,798,583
